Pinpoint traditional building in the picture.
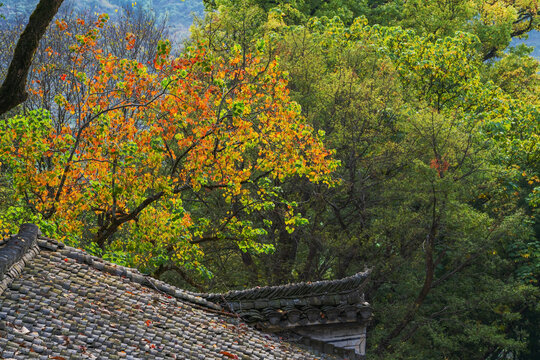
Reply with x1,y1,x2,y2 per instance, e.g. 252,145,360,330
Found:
203,271,371,356
0,224,370,359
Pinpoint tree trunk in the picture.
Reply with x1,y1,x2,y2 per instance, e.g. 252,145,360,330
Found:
0,0,65,115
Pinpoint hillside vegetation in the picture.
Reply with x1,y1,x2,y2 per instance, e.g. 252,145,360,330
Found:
0,0,204,37
1,0,539,359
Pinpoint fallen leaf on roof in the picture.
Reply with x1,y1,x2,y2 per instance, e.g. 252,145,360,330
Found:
219,351,239,359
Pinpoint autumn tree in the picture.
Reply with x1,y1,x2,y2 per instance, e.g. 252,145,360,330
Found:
0,14,337,278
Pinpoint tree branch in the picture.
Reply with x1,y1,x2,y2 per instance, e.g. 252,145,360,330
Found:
0,0,65,116
154,264,204,291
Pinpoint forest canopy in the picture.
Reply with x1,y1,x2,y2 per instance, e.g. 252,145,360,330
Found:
0,0,539,358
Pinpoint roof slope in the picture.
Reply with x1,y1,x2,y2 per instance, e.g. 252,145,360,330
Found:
0,225,328,359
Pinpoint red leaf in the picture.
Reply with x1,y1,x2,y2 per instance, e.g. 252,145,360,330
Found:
219,351,239,359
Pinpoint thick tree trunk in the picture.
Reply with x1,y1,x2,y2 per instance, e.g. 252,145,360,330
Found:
0,0,64,116
300,238,319,281
271,227,298,284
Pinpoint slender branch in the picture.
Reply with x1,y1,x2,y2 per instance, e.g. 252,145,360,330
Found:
154,264,204,291
94,184,191,248
45,94,165,218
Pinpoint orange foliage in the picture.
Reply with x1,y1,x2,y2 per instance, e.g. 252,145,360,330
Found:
0,15,337,271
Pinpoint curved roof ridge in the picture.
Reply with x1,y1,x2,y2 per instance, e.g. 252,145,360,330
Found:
56,244,222,311
202,270,371,302
0,224,40,296
1,225,222,311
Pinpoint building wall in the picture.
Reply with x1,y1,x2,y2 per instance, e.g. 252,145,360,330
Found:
295,323,367,355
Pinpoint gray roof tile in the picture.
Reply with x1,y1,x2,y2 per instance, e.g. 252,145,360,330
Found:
0,226,339,359
199,268,371,332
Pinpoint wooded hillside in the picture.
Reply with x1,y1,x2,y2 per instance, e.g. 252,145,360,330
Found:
0,0,539,358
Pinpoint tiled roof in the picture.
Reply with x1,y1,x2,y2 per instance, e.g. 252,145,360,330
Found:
204,271,369,303
0,225,350,359
201,271,371,332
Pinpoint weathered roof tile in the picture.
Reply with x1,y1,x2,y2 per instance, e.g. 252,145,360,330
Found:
1,226,366,359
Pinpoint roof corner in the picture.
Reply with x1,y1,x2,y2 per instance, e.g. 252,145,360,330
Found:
0,223,41,295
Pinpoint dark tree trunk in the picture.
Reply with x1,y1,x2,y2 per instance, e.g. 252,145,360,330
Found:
0,0,65,116
271,223,298,284
300,237,320,281
240,251,259,284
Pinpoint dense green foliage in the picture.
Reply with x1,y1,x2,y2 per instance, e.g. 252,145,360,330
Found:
1,0,539,358
192,1,540,358
204,0,540,59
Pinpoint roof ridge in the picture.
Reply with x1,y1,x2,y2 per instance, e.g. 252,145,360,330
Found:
52,243,223,311
1,225,222,312
37,235,65,251
0,224,41,296
201,270,371,303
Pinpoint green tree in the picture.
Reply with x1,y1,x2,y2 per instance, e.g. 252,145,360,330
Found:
192,7,539,358
206,0,540,60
